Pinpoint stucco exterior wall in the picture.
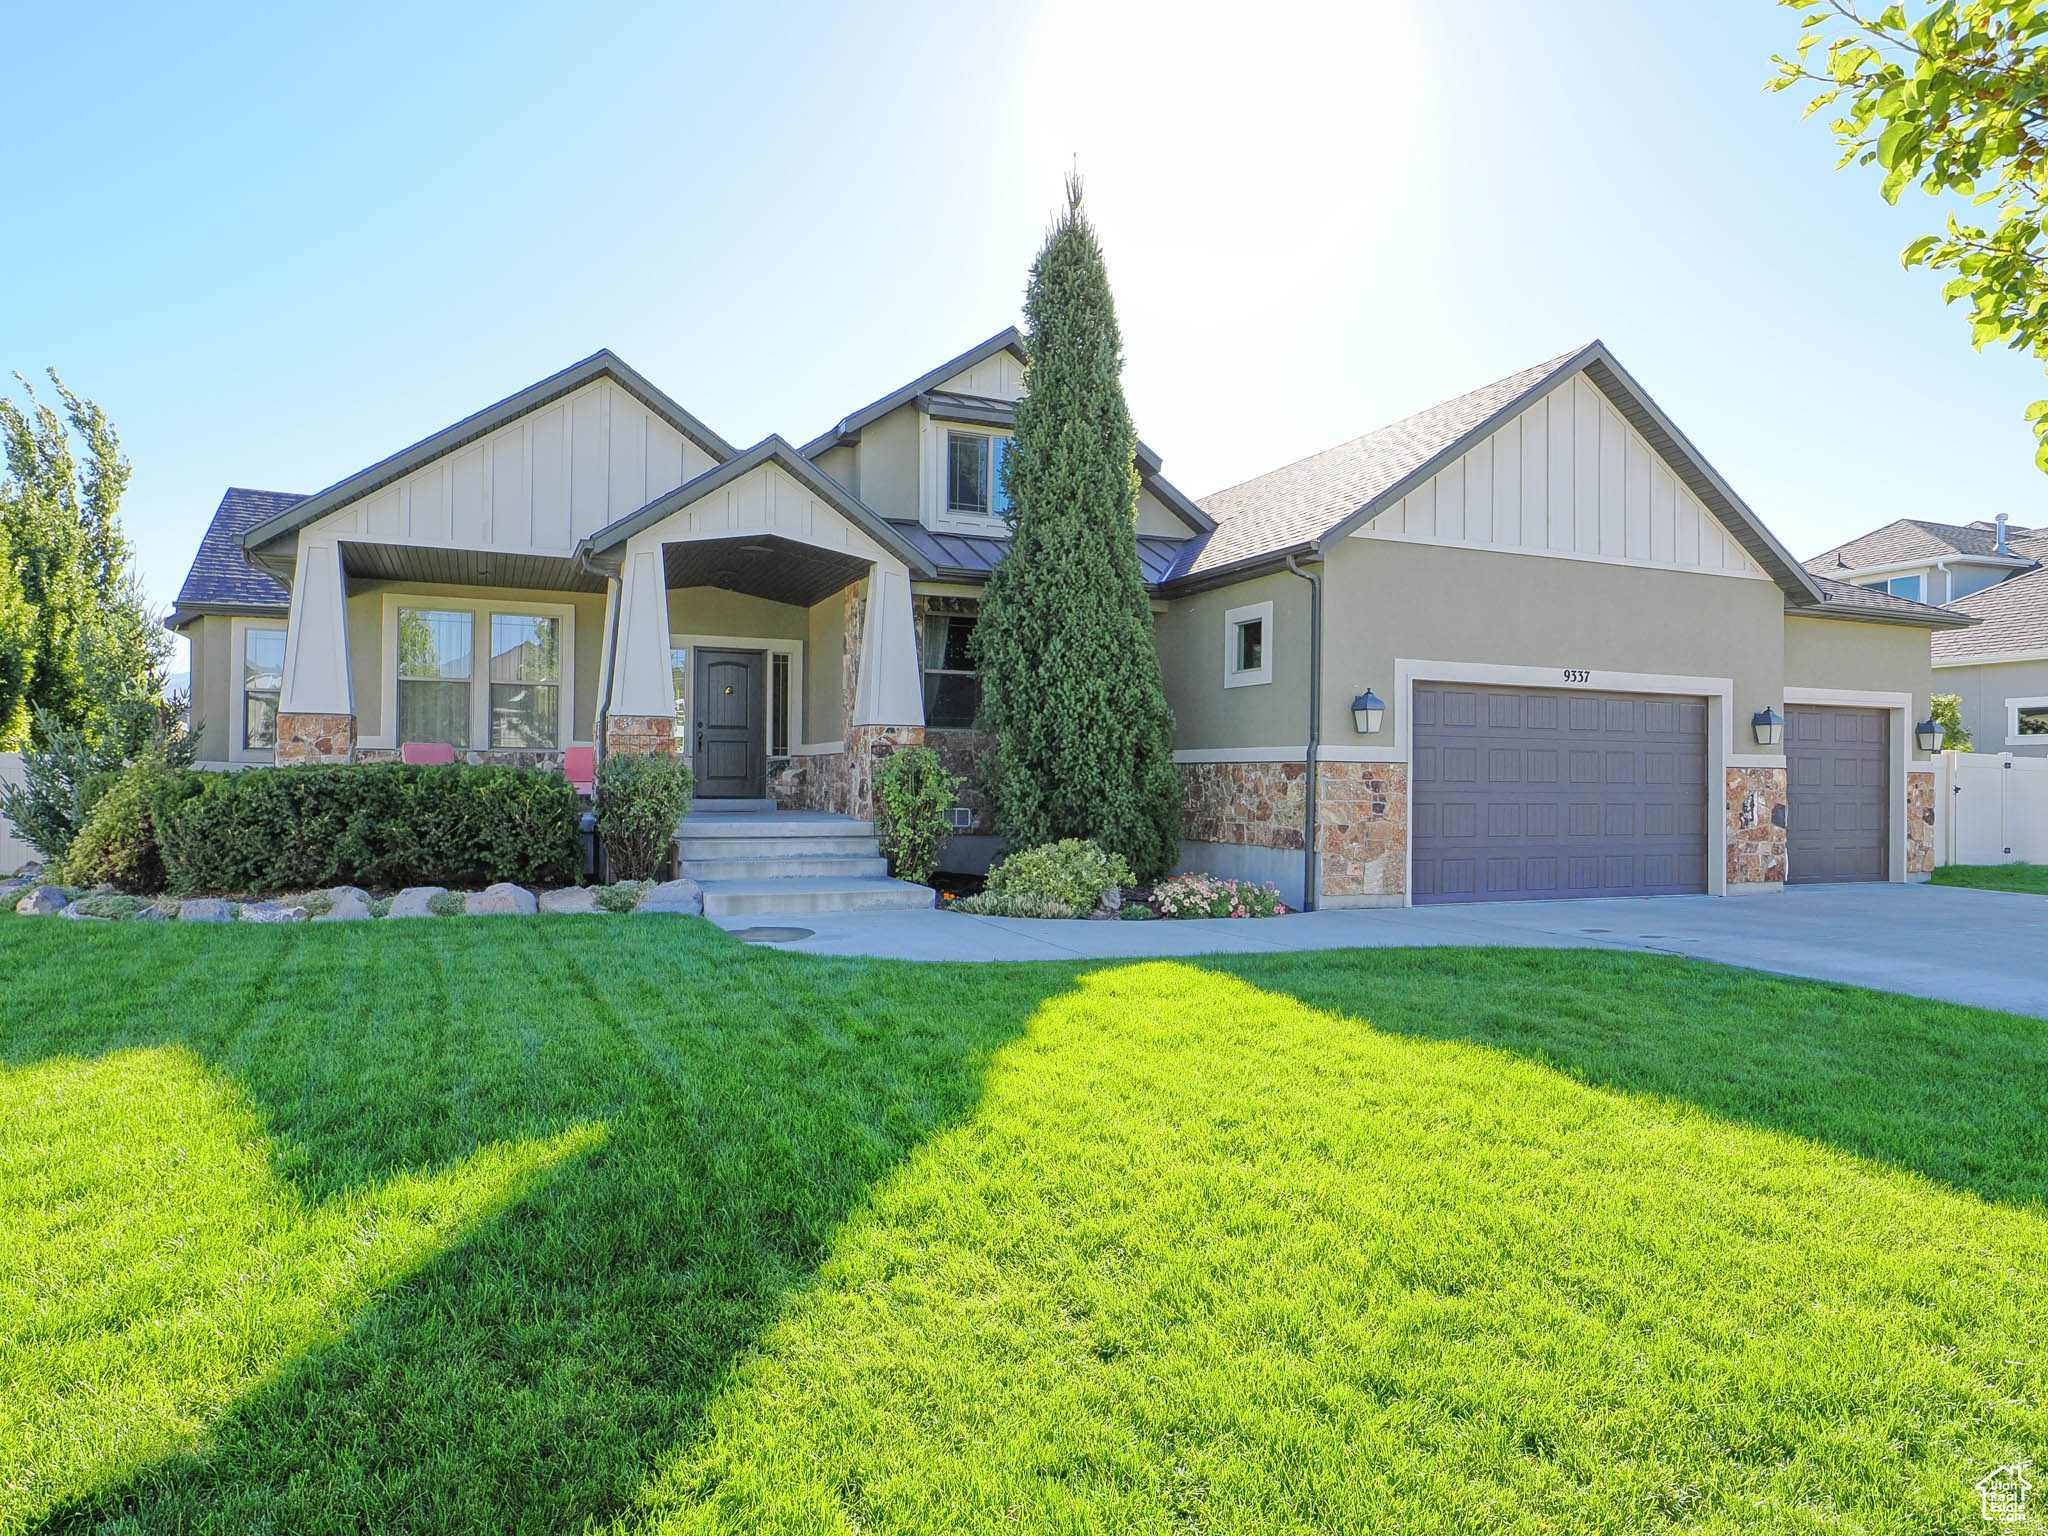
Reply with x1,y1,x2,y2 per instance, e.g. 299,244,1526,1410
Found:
664,586,809,643
1154,570,1311,750
1933,655,2048,756
1135,485,1189,538
853,405,921,522
806,588,847,744
1784,615,1937,766
182,615,236,764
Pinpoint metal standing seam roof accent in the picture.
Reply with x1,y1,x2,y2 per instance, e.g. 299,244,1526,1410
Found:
237,350,738,556
799,329,1026,456
166,487,304,627
1933,561,2048,657
574,435,937,578
885,520,1191,587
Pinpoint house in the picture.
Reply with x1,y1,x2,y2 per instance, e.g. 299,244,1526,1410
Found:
170,333,1968,910
1804,515,2048,755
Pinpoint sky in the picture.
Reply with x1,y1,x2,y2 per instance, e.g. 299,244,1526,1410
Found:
8,0,2048,678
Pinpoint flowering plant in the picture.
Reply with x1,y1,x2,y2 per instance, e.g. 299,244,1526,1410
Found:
1151,873,1286,919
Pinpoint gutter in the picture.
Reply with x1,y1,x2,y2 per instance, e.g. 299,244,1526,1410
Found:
1284,552,1323,911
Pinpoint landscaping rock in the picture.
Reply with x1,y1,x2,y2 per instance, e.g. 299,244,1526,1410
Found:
59,905,106,920
468,882,538,916
16,885,69,916
9,862,44,881
239,902,308,923
0,879,25,904
637,878,704,916
386,886,445,919
316,886,373,922
539,886,604,915
177,898,232,923
135,903,173,922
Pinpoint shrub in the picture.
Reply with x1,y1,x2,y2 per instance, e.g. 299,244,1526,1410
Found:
1931,693,1971,752
595,879,651,913
596,752,694,883
154,763,580,894
873,746,962,886
951,890,1078,919
0,706,125,861
63,745,183,892
1152,873,1287,919
985,838,1133,915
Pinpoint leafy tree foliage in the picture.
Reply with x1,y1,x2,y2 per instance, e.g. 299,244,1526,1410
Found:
1930,690,1973,748
972,175,1181,880
0,370,169,751
1771,2,2048,466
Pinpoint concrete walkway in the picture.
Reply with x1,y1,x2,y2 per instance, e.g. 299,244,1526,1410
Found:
711,883,2048,1018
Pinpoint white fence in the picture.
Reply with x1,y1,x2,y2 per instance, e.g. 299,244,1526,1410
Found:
0,752,32,875
1943,750,2048,866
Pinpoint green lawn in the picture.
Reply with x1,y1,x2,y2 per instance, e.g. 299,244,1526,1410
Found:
1930,861,2048,894
1,919,2043,1535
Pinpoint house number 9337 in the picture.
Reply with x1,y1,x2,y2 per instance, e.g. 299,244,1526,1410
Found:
1562,668,1591,683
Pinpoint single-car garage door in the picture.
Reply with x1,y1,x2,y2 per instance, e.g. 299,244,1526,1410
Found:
1411,683,1709,904
1786,704,1888,883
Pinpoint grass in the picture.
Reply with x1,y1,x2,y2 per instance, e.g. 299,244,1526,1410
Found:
1930,860,2048,894
0,920,2043,1534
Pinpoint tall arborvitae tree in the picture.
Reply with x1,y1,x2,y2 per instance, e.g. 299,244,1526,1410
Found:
973,174,1181,879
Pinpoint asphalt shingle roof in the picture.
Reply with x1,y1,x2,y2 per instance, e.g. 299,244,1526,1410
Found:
1804,572,1974,626
1189,350,1586,575
1804,517,2048,572
1934,561,2048,657
170,488,303,623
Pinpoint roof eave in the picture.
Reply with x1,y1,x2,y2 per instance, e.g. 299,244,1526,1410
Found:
799,327,1026,457
1159,542,1320,598
1786,599,1979,631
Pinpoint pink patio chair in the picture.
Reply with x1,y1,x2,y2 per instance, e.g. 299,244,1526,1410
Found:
400,742,457,766
562,746,596,796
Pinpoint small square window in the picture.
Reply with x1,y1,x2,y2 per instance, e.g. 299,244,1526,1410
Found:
1235,618,1263,674
2019,706,2048,736
1223,600,1273,688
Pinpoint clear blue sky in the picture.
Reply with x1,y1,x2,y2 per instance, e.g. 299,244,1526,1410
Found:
7,0,2046,675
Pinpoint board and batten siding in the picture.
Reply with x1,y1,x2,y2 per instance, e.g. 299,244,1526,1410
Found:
304,379,719,553
938,351,1025,401
1357,374,1770,581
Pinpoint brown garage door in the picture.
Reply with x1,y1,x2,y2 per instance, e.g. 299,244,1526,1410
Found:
1411,683,1709,905
1786,704,1888,883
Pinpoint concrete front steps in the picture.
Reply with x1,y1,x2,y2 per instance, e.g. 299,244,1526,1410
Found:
677,804,935,918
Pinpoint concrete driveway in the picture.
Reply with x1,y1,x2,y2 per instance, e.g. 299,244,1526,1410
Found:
712,883,2048,1018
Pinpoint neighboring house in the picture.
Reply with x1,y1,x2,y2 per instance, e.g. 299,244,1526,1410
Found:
1804,516,2048,754
170,332,1967,908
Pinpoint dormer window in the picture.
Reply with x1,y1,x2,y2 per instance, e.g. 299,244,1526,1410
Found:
1857,574,1924,602
946,431,1010,517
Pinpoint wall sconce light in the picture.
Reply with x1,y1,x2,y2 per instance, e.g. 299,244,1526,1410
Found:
1751,707,1784,748
1352,690,1385,734
1915,717,1946,752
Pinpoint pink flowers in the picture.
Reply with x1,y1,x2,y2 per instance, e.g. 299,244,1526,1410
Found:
1152,873,1286,919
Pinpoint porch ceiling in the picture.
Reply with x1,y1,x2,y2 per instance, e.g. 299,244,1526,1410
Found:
340,540,607,593
662,534,868,607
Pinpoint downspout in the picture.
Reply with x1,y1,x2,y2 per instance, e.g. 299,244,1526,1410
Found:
1285,551,1322,912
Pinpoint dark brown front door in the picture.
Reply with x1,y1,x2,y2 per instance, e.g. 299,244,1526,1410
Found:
692,649,765,799
1786,704,1888,883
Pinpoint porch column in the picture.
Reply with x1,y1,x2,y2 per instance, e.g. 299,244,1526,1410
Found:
275,537,355,765
844,556,925,817
602,543,676,756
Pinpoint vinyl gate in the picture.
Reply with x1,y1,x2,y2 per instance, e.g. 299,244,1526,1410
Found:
1945,751,2048,866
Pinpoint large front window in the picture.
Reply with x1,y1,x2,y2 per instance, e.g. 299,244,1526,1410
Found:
397,608,473,747
242,628,285,750
922,612,981,728
489,614,560,747
946,432,1011,517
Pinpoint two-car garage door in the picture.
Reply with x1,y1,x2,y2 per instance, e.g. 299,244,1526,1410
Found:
1411,683,1709,904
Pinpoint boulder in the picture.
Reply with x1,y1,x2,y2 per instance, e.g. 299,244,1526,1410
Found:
637,878,704,916
0,880,25,904
386,886,445,920
135,903,173,922
316,887,374,922
539,886,604,915
59,905,106,920
468,882,538,916
16,885,69,916
177,898,232,923
8,861,44,881
239,901,308,923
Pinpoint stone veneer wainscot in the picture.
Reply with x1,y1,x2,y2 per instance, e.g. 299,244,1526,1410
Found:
605,714,674,757
1724,765,1788,888
274,712,356,765
1907,769,1936,875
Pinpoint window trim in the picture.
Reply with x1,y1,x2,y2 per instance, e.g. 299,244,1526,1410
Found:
2006,694,2048,746
230,617,289,764
1223,600,1274,689
922,419,1016,534
368,594,581,752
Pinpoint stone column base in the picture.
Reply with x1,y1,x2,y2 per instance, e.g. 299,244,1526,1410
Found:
275,713,355,765
1907,769,1935,874
604,714,675,757
1316,760,1408,905
1725,765,1788,888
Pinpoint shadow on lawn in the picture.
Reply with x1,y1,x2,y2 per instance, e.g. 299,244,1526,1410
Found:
3,917,1066,1535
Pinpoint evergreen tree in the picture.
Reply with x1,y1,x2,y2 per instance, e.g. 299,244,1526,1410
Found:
973,174,1181,880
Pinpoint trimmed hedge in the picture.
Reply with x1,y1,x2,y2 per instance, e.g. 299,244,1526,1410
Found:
155,763,581,894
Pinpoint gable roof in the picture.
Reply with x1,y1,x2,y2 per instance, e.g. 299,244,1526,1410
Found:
239,350,737,555
800,329,1025,456
1180,342,1827,609
1935,560,2048,657
575,435,937,577
167,488,304,627
1804,516,2048,574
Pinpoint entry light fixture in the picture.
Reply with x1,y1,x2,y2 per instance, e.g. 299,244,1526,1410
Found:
1751,707,1784,748
1352,689,1385,735
1916,717,1946,752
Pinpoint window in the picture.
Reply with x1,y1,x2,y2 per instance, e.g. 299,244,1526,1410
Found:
2012,697,2048,739
1223,600,1274,688
771,652,791,756
242,627,285,750
670,647,689,724
489,614,559,747
397,608,473,747
945,432,1011,517
923,612,981,728
1859,574,1924,601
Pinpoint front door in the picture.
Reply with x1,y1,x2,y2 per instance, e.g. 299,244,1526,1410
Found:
692,648,766,799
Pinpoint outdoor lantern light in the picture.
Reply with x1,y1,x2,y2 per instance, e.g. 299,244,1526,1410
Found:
1916,717,1946,752
1352,689,1385,734
1751,707,1784,748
